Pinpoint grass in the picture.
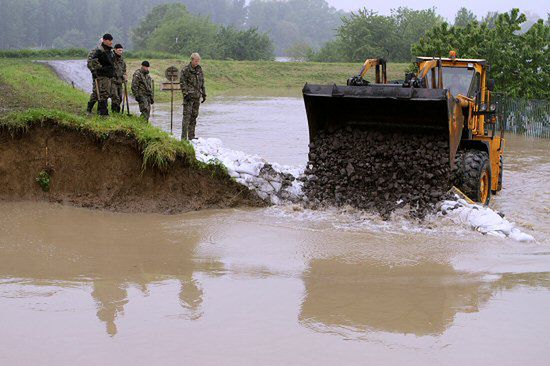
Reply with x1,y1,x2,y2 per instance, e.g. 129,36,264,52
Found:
0,59,88,114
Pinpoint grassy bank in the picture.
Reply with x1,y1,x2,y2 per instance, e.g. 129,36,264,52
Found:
0,59,221,173
0,109,202,171
0,59,88,114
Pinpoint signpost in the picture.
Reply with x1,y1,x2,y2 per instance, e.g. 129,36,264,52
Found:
164,66,179,134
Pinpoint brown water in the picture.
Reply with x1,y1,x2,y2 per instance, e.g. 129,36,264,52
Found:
2,86,550,364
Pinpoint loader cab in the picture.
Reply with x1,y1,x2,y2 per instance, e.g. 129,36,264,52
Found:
442,67,475,98
416,57,485,99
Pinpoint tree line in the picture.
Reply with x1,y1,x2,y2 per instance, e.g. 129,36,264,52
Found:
0,0,344,56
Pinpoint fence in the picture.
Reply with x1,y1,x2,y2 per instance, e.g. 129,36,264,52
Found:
493,95,550,138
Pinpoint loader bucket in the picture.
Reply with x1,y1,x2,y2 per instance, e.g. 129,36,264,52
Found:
302,83,463,166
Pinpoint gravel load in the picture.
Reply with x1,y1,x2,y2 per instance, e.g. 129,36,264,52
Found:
303,127,453,218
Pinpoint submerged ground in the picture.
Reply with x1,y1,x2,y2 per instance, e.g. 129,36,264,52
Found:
0,58,549,365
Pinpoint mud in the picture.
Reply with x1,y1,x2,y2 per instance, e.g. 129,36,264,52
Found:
304,127,452,218
0,124,262,213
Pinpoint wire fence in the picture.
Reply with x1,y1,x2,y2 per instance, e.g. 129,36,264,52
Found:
493,94,550,138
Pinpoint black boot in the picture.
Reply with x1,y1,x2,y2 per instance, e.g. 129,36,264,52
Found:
87,101,96,114
98,100,109,116
111,103,121,114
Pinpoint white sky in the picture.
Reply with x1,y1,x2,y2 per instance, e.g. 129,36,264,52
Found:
325,0,548,20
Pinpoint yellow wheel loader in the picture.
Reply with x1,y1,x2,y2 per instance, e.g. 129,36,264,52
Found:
303,53,504,205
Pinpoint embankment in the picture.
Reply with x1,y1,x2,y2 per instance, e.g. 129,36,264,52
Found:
0,112,263,213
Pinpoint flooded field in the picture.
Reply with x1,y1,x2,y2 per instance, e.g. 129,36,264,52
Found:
1,61,549,365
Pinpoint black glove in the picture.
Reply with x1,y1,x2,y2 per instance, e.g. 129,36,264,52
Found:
201,95,207,104
136,97,142,103
184,94,192,103
150,97,154,105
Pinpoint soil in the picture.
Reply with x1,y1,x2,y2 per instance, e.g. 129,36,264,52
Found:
0,124,264,213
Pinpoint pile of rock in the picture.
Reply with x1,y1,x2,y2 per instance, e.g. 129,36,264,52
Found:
303,127,452,218
192,138,304,205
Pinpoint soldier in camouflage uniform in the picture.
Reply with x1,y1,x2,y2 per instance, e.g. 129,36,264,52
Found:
89,34,115,116
131,61,154,121
110,44,127,113
86,41,101,114
180,53,206,140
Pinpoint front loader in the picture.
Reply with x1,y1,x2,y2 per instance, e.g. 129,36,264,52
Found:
303,53,504,205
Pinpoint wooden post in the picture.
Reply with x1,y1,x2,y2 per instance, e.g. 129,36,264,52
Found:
170,80,174,134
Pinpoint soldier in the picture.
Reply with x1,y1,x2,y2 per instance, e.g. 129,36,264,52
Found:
131,61,154,121
86,38,102,114
180,53,206,140
89,34,115,116
110,44,127,113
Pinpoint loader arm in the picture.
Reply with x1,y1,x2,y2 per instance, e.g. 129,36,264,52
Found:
357,58,387,84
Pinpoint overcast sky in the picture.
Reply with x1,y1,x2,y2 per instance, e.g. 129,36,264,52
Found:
325,0,549,21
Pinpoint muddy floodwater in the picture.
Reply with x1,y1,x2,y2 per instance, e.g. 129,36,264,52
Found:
2,62,550,365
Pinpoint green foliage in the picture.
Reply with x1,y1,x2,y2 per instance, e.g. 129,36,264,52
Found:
53,29,88,49
132,4,274,60
214,26,274,61
454,7,477,27
285,41,315,62
246,0,345,55
143,5,219,57
35,170,51,192
310,7,444,62
0,0,343,57
412,9,549,99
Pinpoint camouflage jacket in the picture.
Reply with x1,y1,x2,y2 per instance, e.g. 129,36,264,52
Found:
131,69,153,102
87,46,101,75
180,63,206,98
90,43,115,78
113,55,127,84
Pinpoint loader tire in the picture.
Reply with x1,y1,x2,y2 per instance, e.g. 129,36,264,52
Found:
453,149,492,205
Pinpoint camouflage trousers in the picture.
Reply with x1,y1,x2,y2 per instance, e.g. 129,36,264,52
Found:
89,78,99,104
182,97,201,140
110,81,123,112
95,76,112,116
138,99,151,121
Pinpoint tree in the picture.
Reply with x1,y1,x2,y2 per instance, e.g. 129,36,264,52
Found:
412,9,549,99
310,7,443,62
247,0,346,55
286,41,314,61
214,26,274,60
454,7,477,27
131,4,274,60
52,29,87,49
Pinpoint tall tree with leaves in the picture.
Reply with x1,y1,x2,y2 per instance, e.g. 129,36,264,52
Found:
454,7,477,27
412,9,549,99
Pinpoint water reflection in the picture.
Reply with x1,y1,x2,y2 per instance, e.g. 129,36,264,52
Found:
0,203,222,335
300,258,550,337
